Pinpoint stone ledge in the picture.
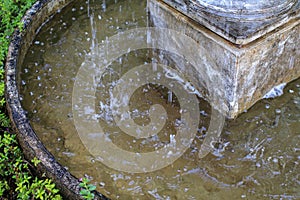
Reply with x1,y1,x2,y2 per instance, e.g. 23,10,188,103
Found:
161,0,300,45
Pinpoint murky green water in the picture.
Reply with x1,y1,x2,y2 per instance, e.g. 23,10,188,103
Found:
20,0,299,199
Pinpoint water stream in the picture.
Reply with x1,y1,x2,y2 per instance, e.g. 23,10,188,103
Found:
20,0,299,199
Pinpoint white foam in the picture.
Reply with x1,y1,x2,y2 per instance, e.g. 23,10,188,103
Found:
263,83,286,99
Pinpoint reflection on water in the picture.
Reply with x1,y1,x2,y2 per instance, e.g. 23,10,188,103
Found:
20,0,299,199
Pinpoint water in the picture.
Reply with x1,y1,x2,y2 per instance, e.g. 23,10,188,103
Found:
20,0,299,199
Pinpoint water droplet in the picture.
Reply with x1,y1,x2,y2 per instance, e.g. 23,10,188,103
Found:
256,162,261,168
265,104,270,109
275,109,281,114
99,182,105,187
289,89,294,94
72,7,76,12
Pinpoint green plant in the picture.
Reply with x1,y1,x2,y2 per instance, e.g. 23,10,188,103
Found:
0,1,64,198
0,0,36,66
0,131,63,199
79,177,96,200
31,157,41,167
0,0,36,127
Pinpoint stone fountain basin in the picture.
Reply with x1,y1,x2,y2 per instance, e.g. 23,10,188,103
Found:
5,0,108,199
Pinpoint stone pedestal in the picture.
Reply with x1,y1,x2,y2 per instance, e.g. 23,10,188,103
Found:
148,0,300,118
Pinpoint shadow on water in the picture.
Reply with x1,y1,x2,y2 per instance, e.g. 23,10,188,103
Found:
20,0,299,199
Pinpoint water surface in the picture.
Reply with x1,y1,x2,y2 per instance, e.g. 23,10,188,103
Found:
20,0,299,199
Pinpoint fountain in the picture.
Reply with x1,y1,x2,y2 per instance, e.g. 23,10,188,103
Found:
5,0,300,199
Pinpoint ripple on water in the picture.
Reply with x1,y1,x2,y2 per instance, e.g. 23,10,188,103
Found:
20,0,300,199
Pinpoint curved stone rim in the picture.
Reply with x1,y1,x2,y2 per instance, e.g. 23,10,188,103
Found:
4,0,109,199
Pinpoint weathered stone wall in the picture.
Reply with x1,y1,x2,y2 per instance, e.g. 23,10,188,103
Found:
237,21,300,112
149,0,300,118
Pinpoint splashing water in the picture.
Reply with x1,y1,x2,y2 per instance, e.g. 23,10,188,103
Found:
20,0,300,199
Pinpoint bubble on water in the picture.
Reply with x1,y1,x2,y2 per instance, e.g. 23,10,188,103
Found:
99,182,105,187
142,88,149,93
275,109,281,114
289,89,294,94
200,110,208,117
273,158,279,163
256,162,261,168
